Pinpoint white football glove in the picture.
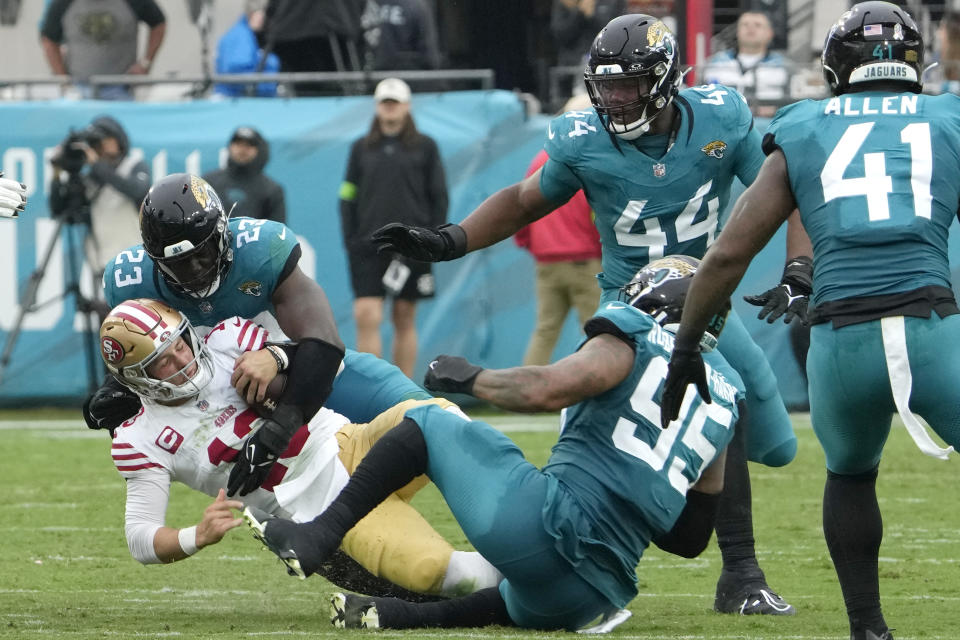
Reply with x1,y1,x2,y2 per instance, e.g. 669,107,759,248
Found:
0,172,26,219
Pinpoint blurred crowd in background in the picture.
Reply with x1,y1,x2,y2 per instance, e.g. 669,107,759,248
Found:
0,0,952,113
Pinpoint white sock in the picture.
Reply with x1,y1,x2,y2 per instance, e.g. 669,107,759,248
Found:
440,550,503,597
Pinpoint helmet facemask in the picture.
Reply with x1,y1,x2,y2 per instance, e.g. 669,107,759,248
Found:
100,300,214,403
586,62,681,139
155,221,233,298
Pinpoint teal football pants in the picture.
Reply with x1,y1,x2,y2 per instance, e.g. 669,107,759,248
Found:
808,314,960,474
326,349,431,424
403,405,618,630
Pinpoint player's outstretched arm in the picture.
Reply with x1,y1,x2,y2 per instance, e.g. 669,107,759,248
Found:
459,169,560,252
425,333,633,412
371,170,559,261
151,490,244,563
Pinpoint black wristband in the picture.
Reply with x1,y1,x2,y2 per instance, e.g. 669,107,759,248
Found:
264,345,286,372
782,256,813,295
438,223,467,261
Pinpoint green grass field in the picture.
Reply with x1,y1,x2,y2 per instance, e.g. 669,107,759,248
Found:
1,411,957,639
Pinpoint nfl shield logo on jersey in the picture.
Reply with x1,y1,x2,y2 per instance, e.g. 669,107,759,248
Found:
653,163,666,178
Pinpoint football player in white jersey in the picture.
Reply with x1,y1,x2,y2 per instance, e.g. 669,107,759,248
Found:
100,298,501,599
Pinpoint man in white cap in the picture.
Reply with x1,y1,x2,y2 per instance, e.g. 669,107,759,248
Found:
339,77,448,378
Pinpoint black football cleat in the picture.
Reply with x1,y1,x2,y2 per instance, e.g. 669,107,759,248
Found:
243,506,339,580
330,592,380,629
714,570,796,616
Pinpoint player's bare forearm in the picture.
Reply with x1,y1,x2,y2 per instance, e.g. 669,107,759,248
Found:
472,334,633,412
785,210,812,260
471,366,568,412
152,490,244,563
461,173,558,251
152,526,193,563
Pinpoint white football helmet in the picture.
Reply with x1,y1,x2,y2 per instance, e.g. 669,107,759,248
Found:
99,298,213,402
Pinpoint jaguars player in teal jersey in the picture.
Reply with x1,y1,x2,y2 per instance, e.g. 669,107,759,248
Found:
85,174,431,489
662,4,960,639
372,14,798,615
244,256,742,631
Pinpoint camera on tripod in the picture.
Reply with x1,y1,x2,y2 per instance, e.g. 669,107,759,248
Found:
49,124,105,225
50,125,104,176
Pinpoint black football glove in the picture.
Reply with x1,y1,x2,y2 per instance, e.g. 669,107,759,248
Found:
743,256,813,325
83,376,142,435
227,404,303,497
423,355,484,395
660,344,711,429
371,222,467,262
227,429,280,497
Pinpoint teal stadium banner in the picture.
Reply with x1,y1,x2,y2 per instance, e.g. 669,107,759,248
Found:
6,93,957,408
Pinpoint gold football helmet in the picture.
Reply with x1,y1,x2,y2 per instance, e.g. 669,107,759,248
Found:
99,298,214,402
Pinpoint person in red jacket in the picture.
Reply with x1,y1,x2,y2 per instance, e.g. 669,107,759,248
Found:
514,133,601,365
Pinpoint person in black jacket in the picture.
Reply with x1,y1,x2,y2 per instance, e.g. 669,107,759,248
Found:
202,126,286,224
361,0,441,71
264,0,364,94
339,78,447,378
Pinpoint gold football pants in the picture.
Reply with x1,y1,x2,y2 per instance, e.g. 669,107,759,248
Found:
335,397,455,594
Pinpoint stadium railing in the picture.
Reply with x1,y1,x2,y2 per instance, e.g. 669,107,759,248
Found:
0,69,497,101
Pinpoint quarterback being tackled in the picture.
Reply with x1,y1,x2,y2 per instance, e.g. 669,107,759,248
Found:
99,298,501,599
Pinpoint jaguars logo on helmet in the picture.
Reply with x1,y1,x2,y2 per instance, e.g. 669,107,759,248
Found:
622,256,730,351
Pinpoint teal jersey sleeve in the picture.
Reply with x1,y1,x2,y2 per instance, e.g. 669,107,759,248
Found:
103,245,154,308
728,93,764,186
540,109,597,204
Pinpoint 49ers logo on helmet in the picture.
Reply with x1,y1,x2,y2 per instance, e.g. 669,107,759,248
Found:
101,336,125,363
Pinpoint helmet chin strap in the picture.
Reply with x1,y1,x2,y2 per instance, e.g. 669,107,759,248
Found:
615,122,649,140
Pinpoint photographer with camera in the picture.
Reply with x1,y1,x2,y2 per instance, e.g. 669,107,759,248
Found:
50,116,151,279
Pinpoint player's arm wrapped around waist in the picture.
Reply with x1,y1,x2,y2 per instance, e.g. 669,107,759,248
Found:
258,337,346,450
